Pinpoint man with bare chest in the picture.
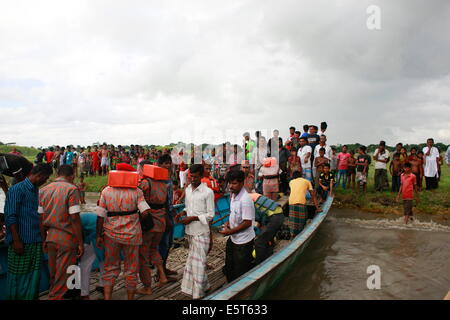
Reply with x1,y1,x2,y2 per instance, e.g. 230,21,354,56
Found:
408,148,423,191
390,154,402,192
100,145,110,176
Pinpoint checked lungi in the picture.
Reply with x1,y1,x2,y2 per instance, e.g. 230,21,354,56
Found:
7,243,42,300
289,204,307,237
181,234,211,299
303,168,312,182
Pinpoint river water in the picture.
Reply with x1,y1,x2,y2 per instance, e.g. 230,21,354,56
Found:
264,208,450,300
1,191,449,300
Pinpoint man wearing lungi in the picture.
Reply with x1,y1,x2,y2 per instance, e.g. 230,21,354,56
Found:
4,164,53,300
176,164,215,299
95,163,151,300
288,171,321,237
137,160,172,295
220,170,256,282
39,165,84,300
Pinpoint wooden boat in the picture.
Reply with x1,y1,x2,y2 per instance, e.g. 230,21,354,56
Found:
0,193,333,300
205,195,333,300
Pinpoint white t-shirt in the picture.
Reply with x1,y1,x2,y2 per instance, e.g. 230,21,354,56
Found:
373,149,390,170
297,145,312,169
422,146,440,177
229,188,255,245
313,144,332,161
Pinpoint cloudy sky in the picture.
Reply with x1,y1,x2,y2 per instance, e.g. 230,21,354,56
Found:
1,0,449,148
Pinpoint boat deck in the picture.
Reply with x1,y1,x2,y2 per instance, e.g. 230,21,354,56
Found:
39,195,291,300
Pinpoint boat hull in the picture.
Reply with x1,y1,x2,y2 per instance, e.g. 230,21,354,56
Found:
205,196,333,300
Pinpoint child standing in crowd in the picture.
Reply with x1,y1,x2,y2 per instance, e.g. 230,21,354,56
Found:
71,148,78,178
291,131,301,151
417,151,425,190
397,163,419,224
408,148,423,191
399,147,408,167
355,146,370,192
91,146,100,175
77,175,87,204
390,153,402,192
317,163,335,202
110,151,120,170
336,145,351,189
314,148,329,176
347,150,357,190
78,147,86,177
314,164,324,191
287,148,302,179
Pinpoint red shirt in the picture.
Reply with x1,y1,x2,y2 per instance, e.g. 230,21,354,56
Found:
400,173,416,200
337,152,351,170
45,151,54,164
91,151,100,162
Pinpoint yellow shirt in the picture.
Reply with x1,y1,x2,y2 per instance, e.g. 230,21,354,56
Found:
289,178,313,205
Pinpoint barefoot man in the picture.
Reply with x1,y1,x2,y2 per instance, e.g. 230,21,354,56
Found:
137,161,172,295
177,164,215,299
96,163,152,300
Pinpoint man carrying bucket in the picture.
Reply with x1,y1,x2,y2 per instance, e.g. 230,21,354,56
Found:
95,163,152,300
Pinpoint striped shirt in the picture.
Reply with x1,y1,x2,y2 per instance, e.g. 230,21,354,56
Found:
4,178,42,244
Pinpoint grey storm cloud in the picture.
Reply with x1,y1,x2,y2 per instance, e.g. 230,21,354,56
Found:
0,0,449,148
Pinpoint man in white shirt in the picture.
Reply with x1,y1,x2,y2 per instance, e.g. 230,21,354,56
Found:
313,135,332,160
219,170,256,282
297,137,313,182
373,141,390,192
176,164,215,299
313,135,332,178
422,138,440,190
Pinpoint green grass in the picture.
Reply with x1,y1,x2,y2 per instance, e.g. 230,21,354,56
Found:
0,145,39,160
333,161,450,217
82,175,108,192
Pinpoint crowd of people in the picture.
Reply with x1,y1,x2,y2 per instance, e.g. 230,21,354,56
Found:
1,124,449,301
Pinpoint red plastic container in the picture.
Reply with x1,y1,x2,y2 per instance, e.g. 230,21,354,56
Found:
107,170,139,188
142,164,169,180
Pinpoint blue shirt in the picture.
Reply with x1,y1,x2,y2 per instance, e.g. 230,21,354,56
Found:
306,133,320,151
4,178,41,244
81,213,97,245
65,151,74,165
